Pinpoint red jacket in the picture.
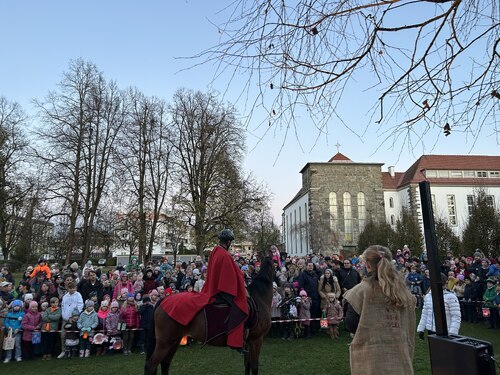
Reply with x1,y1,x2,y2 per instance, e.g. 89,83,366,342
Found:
161,245,248,346
119,303,140,329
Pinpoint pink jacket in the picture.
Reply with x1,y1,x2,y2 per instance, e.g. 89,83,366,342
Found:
21,310,42,341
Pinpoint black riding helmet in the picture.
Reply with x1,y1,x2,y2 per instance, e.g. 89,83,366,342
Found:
218,229,235,241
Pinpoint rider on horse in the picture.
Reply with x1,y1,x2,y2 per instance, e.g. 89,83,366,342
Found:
161,229,248,353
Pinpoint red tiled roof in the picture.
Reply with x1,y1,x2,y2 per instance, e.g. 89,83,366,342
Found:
397,155,500,187
381,172,405,189
328,152,352,162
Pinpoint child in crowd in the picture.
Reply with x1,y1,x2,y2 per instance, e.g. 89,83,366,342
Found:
323,293,343,339
4,299,24,363
133,273,144,293
279,284,297,340
41,296,61,360
23,293,34,311
58,281,83,359
95,300,110,356
120,293,140,355
106,300,121,354
77,300,98,357
298,290,312,338
139,295,154,354
135,292,143,308
117,288,128,308
21,300,42,360
64,309,81,358
270,282,282,338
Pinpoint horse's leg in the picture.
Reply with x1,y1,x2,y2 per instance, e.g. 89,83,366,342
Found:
145,342,171,375
160,341,181,375
246,338,264,375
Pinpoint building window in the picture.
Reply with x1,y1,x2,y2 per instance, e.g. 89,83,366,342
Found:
463,171,475,178
438,170,449,178
489,171,500,178
477,171,487,178
357,192,366,231
486,195,494,208
329,192,338,231
447,195,457,226
467,195,474,216
450,170,463,178
390,215,395,225
343,192,352,241
426,170,437,178
389,197,394,208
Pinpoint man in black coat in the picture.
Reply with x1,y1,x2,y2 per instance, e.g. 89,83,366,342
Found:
80,269,103,303
298,262,320,333
338,259,361,294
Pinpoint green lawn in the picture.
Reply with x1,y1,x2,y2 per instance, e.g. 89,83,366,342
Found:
2,317,499,375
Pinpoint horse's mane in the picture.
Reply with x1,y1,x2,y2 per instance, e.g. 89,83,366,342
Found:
248,254,274,298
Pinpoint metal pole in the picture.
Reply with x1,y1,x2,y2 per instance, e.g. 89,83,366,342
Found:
419,181,448,336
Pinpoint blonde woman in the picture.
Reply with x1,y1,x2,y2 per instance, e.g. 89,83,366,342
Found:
344,245,416,375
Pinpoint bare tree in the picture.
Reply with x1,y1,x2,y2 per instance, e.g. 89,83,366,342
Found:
0,97,30,260
198,1,499,148
169,89,268,254
115,89,172,263
34,59,123,264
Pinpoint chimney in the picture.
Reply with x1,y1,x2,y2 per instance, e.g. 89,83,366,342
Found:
388,166,395,178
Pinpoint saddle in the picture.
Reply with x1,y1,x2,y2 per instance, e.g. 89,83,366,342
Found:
202,296,258,345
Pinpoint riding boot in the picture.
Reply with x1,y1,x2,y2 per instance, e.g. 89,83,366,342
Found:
85,349,90,358
79,350,84,358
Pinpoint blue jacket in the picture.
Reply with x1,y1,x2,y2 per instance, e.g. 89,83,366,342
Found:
4,310,25,331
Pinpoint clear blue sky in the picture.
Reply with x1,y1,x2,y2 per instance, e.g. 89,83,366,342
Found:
1,1,497,222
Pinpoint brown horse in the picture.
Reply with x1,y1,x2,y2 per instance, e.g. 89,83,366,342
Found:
144,253,274,375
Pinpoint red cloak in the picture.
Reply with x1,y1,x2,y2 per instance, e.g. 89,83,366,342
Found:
161,245,248,347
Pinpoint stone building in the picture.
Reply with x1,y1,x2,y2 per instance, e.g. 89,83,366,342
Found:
283,153,500,257
283,153,385,256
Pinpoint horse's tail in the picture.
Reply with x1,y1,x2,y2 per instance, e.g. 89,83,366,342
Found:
146,302,159,361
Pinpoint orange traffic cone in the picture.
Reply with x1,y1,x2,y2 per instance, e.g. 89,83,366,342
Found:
180,336,188,346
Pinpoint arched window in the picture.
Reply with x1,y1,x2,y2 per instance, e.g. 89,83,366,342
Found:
329,192,338,231
389,197,394,208
343,192,352,241
357,192,366,231
390,214,395,225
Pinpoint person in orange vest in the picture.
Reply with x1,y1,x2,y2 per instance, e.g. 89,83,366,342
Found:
29,257,52,280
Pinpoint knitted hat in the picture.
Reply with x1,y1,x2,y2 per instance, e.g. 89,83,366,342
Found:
272,282,278,289
85,300,95,307
126,292,134,299
101,300,109,307
70,262,79,271
149,289,159,296
12,299,23,308
29,300,38,309
299,290,308,297
110,300,119,309
24,293,34,301
457,274,465,281
121,288,128,295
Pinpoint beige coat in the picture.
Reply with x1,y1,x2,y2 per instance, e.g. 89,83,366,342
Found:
318,275,341,308
344,280,415,375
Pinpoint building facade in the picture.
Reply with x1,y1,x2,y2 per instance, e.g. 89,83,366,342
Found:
283,153,500,256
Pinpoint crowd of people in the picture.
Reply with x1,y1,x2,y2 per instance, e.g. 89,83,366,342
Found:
0,243,499,366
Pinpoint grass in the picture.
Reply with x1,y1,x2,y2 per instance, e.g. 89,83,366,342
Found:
3,314,499,375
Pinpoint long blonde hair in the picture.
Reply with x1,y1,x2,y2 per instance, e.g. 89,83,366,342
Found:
363,245,414,308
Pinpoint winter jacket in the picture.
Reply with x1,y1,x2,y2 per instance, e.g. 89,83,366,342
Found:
323,301,343,325
120,303,140,329
298,270,319,301
77,309,98,337
417,290,461,334
112,281,134,300
61,291,84,321
318,275,341,308
271,291,282,318
21,310,42,341
298,297,311,325
41,307,61,332
105,311,119,335
81,280,103,302
483,286,496,308
139,303,154,330
4,310,25,331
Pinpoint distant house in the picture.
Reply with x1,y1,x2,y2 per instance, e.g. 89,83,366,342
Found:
283,153,500,256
